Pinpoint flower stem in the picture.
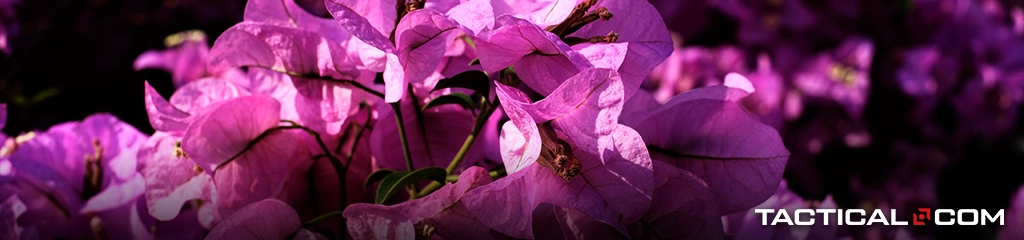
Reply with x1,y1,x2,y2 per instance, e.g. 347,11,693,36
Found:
391,102,415,172
214,125,304,171
280,120,347,238
408,85,434,163
444,169,507,182
253,66,385,99
391,101,420,194
302,211,344,228
445,99,498,175
415,98,499,198
344,102,373,169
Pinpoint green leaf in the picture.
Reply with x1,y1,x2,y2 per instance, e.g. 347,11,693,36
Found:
30,88,60,104
375,167,448,204
364,169,395,188
422,93,476,112
433,70,490,97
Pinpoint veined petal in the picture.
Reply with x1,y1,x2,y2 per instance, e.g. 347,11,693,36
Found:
209,22,364,80
181,96,282,174
625,82,789,214
325,0,397,53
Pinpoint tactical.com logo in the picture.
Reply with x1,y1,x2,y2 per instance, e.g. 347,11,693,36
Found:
754,208,1004,226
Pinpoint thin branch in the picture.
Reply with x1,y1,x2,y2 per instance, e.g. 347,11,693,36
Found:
250,66,385,99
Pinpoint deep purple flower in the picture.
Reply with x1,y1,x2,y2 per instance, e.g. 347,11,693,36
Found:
740,54,786,129
0,195,37,240
3,114,151,240
134,31,246,88
791,37,873,119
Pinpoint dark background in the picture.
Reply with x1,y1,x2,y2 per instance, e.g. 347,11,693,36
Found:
0,0,245,136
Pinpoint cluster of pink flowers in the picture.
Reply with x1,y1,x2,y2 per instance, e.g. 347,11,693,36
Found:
0,0,794,239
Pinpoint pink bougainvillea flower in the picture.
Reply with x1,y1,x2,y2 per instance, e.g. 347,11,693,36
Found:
209,0,381,135
622,73,789,214
791,37,873,118
143,79,251,133
180,96,316,219
344,166,494,239
646,44,748,104
143,71,371,236
137,131,215,224
897,46,941,99
525,155,726,239
134,30,246,88
4,113,152,240
205,199,302,240
462,68,654,238
0,0,18,55
467,0,672,99
740,53,786,129
210,0,377,79
325,0,466,102
724,180,844,240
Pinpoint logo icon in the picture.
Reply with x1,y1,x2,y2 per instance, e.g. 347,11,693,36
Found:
913,208,931,225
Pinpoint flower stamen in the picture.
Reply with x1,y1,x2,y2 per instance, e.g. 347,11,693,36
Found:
536,122,582,181
545,0,614,42
563,31,619,45
83,139,104,199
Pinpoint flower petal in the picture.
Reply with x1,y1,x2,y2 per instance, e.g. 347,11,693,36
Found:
625,84,789,214
208,22,364,79
144,81,191,132
211,130,314,218
80,173,146,214
139,132,215,221
181,96,282,174
571,0,673,98
325,0,397,53
627,162,724,239
169,78,251,114
386,9,462,102
463,124,654,238
206,199,302,240
475,16,590,95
